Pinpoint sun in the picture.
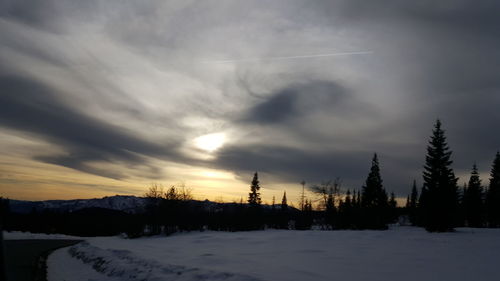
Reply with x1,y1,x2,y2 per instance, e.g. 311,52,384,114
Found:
193,133,226,152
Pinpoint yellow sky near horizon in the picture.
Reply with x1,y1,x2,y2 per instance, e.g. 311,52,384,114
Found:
0,152,301,204
0,153,407,207
0,129,408,207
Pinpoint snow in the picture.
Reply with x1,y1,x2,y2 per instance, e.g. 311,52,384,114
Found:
9,195,148,214
47,247,117,281
47,227,500,281
3,231,83,240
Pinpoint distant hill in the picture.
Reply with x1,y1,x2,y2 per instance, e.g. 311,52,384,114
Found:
7,195,291,214
8,195,148,214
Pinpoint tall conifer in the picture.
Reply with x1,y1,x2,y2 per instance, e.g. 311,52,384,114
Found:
421,120,458,232
408,180,419,225
464,164,484,227
248,172,262,206
486,152,500,227
361,153,389,229
281,191,288,210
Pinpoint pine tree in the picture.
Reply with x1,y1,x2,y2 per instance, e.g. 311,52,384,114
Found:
326,193,335,212
486,152,500,227
345,190,352,208
324,190,336,228
362,154,387,207
304,200,313,212
389,192,398,223
410,180,419,209
463,164,484,227
356,191,361,208
281,191,288,210
421,120,459,232
361,153,389,229
248,172,262,206
351,190,357,207
389,192,396,208
408,180,419,225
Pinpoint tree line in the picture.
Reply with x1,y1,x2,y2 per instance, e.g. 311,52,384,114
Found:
1,120,499,236
405,120,500,231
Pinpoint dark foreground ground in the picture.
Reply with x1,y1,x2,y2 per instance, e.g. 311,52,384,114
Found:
4,239,82,281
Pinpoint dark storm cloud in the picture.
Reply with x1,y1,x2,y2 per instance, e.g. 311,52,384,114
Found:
0,0,56,29
0,0,100,32
241,81,349,125
215,144,370,186
213,80,399,190
0,75,179,179
213,142,420,192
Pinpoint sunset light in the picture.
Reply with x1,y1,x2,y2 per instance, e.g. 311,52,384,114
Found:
193,133,226,153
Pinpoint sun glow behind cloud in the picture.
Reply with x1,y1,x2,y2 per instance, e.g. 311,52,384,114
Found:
193,133,226,152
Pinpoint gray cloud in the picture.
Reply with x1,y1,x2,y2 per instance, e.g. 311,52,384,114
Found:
241,81,349,125
0,75,180,179
1,0,500,197
215,144,370,186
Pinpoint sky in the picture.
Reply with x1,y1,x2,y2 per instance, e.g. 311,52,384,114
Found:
1,0,500,204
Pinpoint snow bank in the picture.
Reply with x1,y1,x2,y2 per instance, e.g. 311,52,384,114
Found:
64,242,261,281
48,227,500,281
48,247,117,281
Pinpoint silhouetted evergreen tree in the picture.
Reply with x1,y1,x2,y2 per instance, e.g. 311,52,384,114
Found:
324,191,336,228
245,172,264,229
361,153,389,229
275,191,289,229
248,172,262,206
338,190,354,229
486,152,500,227
388,192,398,223
408,180,419,225
420,120,459,232
351,191,357,207
463,164,484,227
458,183,467,225
281,191,288,210
295,199,313,230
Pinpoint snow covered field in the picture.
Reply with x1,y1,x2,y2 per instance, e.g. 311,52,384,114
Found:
45,227,500,281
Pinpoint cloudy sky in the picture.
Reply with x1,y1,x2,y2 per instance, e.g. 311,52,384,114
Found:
1,0,499,203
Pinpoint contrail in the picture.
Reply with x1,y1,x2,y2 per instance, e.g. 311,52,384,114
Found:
201,51,373,64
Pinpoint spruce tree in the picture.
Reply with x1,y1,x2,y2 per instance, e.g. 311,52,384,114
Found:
410,180,419,209
351,191,357,207
421,120,459,232
408,180,419,225
389,192,397,223
361,153,389,229
277,191,289,229
281,191,288,210
486,152,500,227
248,172,262,206
361,154,387,207
463,164,484,227
345,190,352,208
356,191,361,208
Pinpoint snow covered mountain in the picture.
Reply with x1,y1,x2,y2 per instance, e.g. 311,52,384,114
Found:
8,195,148,214
7,195,288,214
